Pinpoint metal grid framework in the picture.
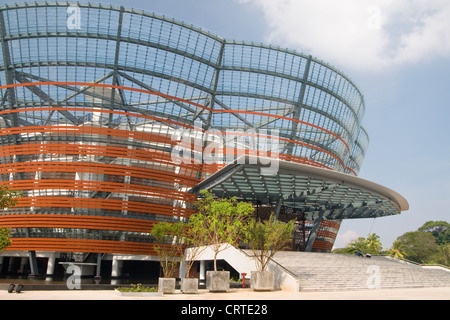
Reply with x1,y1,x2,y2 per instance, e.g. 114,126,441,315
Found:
192,157,408,252
0,2,370,254
193,159,403,221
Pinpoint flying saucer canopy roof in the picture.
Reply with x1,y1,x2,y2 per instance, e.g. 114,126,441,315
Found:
192,156,409,221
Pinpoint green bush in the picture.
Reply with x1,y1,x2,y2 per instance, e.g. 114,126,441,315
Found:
116,283,158,292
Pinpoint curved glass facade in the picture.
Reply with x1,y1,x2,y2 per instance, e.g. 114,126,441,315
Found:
0,3,369,255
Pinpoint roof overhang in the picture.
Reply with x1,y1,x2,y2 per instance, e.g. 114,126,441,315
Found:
191,155,409,221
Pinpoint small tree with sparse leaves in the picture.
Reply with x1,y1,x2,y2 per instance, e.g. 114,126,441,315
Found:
193,190,254,271
0,227,11,251
183,214,208,278
0,184,21,251
151,221,185,278
249,214,295,271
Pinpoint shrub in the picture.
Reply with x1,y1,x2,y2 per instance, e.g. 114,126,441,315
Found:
116,283,158,292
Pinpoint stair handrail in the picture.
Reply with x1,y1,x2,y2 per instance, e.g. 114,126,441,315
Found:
237,248,299,279
377,254,450,271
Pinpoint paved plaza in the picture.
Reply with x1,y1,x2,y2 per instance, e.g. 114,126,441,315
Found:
1,287,449,300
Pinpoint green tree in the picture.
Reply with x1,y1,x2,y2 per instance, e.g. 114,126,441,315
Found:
0,184,21,251
419,221,450,233
183,214,208,278
343,237,368,254
365,233,382,254
0,184,21,209
418,221,450,246
193,190,254,271
151,221,185,278
0,227,11,251
429,243,450,267
152,217,210,279
396,231,440,264
248,214,295,271
388,240,405,259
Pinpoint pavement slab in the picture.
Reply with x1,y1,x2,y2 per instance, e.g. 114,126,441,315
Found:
1,287,449,300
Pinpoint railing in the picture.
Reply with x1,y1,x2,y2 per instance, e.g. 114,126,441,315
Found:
237,248,300,280
379,254,450,272
419,264,450,272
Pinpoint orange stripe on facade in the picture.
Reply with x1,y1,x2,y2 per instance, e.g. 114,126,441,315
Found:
13,197,194,218
311,240,334,251
0,139,343,173
0,82,351,152
0,161,200,187
0,214,165,232
316,230,338,239
2,106,344,164
0,124,179,146
5,238,177,255
319,220,341,229
0,124,346,171
6,179,197,202
0,143,202,174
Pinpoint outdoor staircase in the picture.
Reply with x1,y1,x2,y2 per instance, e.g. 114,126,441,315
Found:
192,245,450,291
270,251,450,291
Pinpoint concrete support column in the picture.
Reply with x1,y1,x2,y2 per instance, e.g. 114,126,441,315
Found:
305,211,324,252
273,198,282,220
199,260,206,281
179,260,186,278
28,251,39,277
46,253,56,276
0,256,4,273
8,257,15,273
111,256,122,278
95,253,102,280
20,257,28,274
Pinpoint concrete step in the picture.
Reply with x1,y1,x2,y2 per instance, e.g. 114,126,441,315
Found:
270,251,450,291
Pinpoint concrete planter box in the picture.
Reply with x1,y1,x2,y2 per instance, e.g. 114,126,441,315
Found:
158,277,176,294
206,271,230,292
181,278,199,294
251,271,274,291
114,289,163,297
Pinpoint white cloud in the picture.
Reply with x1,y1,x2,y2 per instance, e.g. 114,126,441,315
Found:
238,0,450,72
333,230,360,248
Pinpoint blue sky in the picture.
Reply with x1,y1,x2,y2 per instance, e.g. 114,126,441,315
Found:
4,0,450,249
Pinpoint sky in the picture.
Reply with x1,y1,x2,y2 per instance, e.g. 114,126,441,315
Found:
3,0,450,249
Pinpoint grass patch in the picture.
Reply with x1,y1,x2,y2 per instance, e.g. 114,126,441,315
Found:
115,283,158,292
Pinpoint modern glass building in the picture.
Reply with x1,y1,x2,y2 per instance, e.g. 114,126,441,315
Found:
0,2,407,278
